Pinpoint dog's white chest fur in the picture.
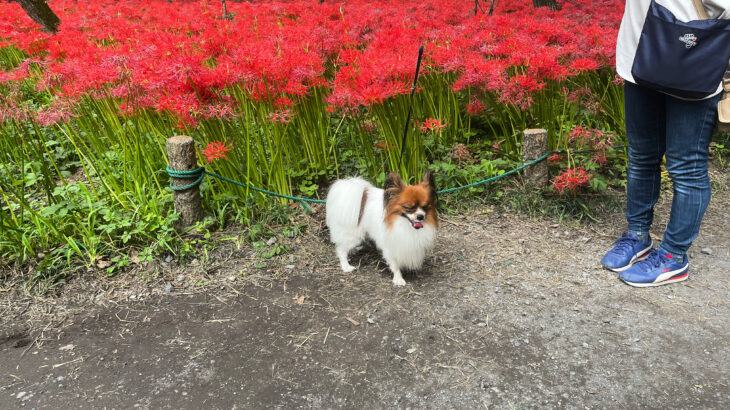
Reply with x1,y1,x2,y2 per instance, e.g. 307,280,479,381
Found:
326,177,437,286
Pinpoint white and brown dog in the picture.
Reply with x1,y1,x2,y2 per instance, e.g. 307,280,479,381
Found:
325,172,438,286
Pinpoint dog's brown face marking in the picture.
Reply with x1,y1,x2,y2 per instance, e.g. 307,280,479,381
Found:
383,172,438,229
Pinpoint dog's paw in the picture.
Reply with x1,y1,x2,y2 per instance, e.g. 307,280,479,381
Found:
341,264,356,273
392,276,407,287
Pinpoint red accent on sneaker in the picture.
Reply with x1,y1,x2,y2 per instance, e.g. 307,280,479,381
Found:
668,272,688,281
664,254,673,259
662,268,671,273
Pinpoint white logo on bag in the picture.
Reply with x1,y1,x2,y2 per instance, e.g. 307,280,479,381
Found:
679,33,697,48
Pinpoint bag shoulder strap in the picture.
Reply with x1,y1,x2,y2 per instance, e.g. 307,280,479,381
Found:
692,0,710,20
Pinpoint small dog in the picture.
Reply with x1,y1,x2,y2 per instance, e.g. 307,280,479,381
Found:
325,172,438,286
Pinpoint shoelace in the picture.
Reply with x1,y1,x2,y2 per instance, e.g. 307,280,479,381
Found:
612,235,640,255
636,249,663,272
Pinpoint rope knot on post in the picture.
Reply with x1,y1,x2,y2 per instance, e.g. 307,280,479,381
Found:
166,135,204,226
166,166,205,191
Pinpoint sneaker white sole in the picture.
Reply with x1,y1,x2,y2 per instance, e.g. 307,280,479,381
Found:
621,267,689,288
605,245,653,272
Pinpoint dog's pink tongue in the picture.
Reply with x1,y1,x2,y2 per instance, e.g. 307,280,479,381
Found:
413,222,424,229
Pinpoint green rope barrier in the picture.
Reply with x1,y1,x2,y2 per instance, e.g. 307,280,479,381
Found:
165,145,627,203
166,166,327,203
436,152,551,194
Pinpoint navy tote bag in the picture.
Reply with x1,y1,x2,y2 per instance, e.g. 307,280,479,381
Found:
631,0,730,99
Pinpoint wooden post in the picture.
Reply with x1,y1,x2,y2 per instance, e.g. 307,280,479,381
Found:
522,128,548,187
167,136,203,226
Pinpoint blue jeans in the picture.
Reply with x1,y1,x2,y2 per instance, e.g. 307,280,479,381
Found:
624,81,721,257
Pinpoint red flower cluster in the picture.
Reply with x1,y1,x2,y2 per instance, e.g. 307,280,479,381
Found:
552,166,593,194
202,141,231,162
568,125,615,164
268,109,294,124
547,153,563,165
420,118,447,133
0,0,623,124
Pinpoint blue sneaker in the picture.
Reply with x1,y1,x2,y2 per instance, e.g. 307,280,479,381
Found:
601,232,653,272
619,248,689,287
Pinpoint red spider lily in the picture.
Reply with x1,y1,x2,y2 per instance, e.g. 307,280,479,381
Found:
420,118,447,133
570,58,600,73
552,166,593,195
547,153,563,165
273,96,294,109
202,141,231,162
466,98,485,115
35,99,77,126
612,74,625,86
268,109,294,124
202,103,239,120
568,126,615,151
0,0,624,123
375,140,394,151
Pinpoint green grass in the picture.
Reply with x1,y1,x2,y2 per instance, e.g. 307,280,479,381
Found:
0,45,628,293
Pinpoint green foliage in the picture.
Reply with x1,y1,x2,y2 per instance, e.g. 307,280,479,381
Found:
0,45,627,289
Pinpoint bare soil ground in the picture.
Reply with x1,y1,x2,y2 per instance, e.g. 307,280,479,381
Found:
2,177,730,409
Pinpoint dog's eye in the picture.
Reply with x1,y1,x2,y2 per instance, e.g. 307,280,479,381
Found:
402,205,415,212
422,203,430,210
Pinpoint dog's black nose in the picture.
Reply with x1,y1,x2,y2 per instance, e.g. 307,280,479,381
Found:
416,214,424,221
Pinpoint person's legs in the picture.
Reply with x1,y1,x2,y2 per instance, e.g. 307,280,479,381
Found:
660,92,722,258
624,82,666,239
601,82,664,271
619,91,721,287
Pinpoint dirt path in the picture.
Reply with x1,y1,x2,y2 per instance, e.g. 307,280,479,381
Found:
2,183,729,409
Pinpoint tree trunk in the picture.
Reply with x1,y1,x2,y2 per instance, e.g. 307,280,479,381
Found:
532,0,560,11
15,0,60,33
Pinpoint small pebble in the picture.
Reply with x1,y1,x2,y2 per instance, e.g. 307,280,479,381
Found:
164,284,174,293
285,265,295,270
582,342,591,349
266,237,278,246
164,255,173,263
177,274,185,282
701,247,713,255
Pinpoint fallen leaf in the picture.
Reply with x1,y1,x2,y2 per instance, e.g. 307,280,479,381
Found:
293,295,306,305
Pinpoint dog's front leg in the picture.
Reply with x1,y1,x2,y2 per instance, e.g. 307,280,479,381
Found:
382,251,406,286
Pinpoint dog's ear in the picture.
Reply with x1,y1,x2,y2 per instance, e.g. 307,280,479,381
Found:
421,170,436,190
421,170,438,204
384,172,404,205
